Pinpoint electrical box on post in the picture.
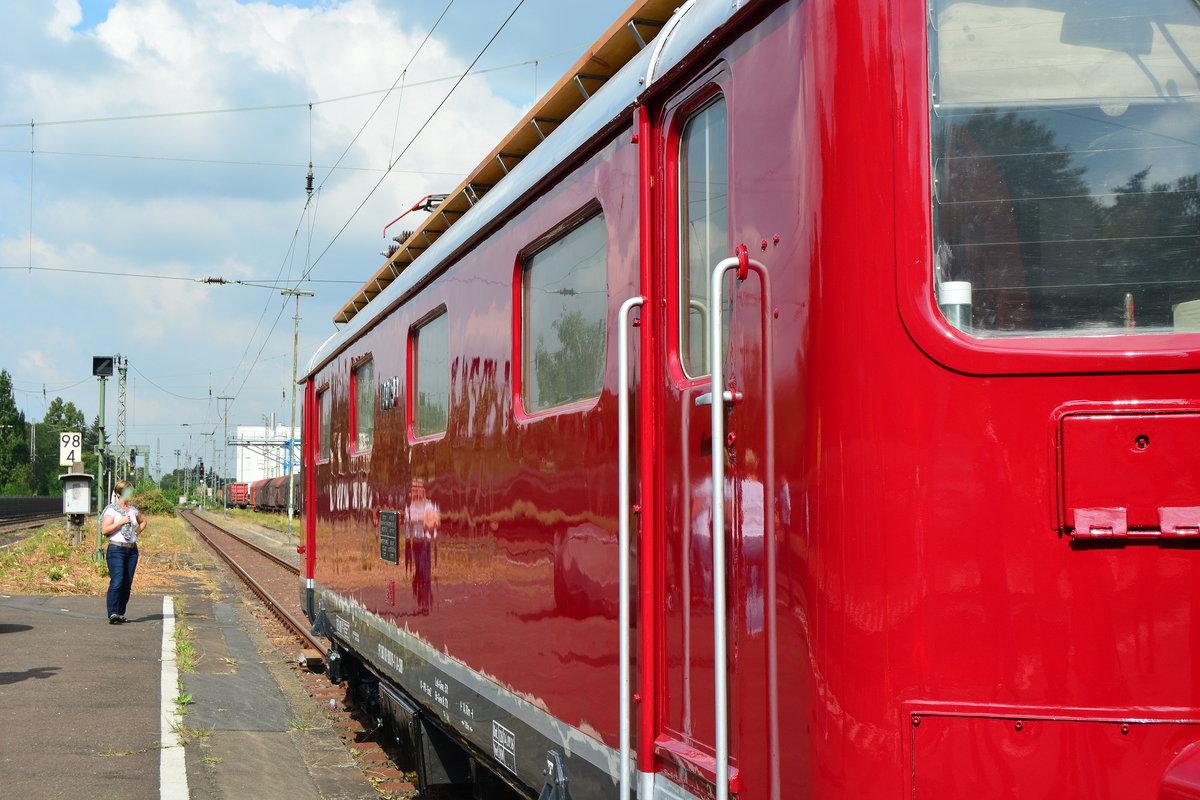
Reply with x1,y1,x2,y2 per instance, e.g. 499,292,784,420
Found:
60,472,94,515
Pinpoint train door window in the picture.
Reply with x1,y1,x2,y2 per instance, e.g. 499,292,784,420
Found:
412,310,449,439
678,96,729,377
929,0,1200,336
351,358,374,453
521,211,608,413
317,386,331,461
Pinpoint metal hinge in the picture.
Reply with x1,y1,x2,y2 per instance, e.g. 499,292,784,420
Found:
1070,507,1200,540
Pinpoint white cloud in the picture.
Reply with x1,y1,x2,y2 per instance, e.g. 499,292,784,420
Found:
0,0,595,462
47,0,82,41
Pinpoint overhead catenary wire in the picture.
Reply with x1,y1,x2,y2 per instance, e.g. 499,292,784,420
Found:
301,0,530,284
0,149,467,175
217,206,311,404
209,3,465,420
0,264,363,283
212,1,460,414
312,0,457,192
129,364,211,402
0,50,584,130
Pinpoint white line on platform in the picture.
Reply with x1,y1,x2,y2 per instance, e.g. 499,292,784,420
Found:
160,595,189,800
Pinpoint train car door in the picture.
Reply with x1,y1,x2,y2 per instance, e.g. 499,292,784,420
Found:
645,71,776,800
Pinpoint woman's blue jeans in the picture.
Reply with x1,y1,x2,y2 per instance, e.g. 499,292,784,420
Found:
105,545,139,618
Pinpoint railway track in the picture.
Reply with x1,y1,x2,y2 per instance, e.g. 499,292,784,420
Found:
0,513,63,536
0,497,68,538
179,510,326,656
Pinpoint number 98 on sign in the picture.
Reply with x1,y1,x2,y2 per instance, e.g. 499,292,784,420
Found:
59,432,82,467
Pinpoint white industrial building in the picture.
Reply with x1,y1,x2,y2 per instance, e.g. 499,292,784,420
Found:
233,423,301,484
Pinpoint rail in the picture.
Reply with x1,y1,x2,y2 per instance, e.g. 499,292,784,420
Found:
706,251,770,800
179,510,325,655
617,295,644,800
189,512,299,575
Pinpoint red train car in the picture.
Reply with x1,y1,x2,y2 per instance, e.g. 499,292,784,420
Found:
250,474,303,513
302,0,1200,798
224,482,249,509
249,477,269,511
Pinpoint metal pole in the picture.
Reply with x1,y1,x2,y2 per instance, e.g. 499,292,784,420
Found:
709,256,740,800
616,296,643,800
283,289,311,544
94,376,107,561
218,396,233,515
115,356,127,480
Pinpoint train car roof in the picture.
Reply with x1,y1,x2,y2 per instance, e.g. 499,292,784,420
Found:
306,0,745,378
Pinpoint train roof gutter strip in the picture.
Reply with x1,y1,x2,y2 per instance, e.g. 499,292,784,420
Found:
306,0,746,380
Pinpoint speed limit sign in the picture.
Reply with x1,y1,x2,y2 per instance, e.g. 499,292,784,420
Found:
59,432,82,467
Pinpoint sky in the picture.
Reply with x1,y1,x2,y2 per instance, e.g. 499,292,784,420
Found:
0,0,629,477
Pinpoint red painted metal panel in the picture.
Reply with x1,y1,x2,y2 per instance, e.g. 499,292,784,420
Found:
912,712,1200,799
1061,413,1200,532
635,100,659,778
1163,744,1200,800
304,379,316,576
310,132,642,752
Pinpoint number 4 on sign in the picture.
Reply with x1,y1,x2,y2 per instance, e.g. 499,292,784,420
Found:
59,432,82,467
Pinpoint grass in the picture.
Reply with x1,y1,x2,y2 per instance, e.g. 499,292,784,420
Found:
169,721,212,746
175,630,197,673
218,506,293,535
97,743,164,757
288,717,316,731
0,526,111,594
0,513,215,596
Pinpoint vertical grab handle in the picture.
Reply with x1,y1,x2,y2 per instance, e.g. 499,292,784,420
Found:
618,296,644,800
709,253,768,800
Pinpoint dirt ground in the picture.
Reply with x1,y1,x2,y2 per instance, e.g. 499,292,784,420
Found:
0,514,217,598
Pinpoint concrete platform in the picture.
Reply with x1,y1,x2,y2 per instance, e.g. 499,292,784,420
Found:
0,586,376,800
0,594,164,800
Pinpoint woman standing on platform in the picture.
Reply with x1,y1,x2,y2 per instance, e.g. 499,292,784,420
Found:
101,480,146,624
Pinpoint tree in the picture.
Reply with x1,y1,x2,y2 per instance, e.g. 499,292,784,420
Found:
532,310,606,409
0,371,31,495
29,397,89,494
43,397,86,433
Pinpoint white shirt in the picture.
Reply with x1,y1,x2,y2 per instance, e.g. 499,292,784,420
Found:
103,503,139,544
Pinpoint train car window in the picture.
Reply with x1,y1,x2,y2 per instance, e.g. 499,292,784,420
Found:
352,358,374,453
679,97,729,375
412,311,449,438
930,0,1200,336
522,212,609,412
318,387,331,461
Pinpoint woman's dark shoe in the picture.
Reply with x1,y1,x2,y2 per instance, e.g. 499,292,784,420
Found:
109,614,120,624
118,616,128,623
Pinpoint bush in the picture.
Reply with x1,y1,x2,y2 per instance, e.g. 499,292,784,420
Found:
132,486,175,516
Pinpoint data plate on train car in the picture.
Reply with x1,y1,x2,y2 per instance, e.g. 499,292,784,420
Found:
380,511,399,564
